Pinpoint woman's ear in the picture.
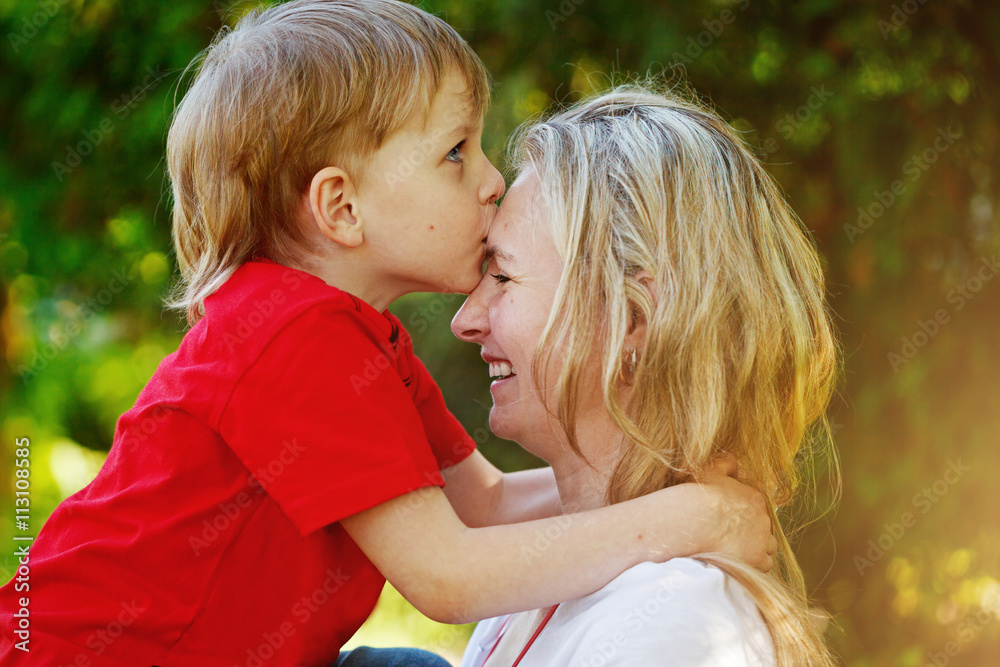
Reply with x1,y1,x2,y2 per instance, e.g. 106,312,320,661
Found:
307,166,364,248
624,270,658,351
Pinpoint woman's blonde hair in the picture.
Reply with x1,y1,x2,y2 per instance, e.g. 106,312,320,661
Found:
166,0,490,325
514,83,840,666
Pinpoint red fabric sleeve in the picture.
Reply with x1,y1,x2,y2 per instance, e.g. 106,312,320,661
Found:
394,324,477,469
218,304,445,536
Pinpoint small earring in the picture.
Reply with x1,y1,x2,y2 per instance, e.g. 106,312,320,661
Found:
619,348,637,385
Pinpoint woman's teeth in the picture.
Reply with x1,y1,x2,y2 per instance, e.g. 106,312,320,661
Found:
489,361,515,380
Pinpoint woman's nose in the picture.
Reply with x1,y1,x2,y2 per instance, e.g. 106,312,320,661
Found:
451,283,490,343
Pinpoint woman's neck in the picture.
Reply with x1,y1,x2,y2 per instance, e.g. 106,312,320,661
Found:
550,457,611,513
545,411,624,514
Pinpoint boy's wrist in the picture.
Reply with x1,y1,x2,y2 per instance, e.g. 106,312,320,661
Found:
648,482,713,560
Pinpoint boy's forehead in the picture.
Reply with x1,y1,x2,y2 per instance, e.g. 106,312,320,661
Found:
385,70,483,146
423,72,481,133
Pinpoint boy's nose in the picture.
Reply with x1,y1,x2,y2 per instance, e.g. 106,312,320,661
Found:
451,286,490,344
481,163,505,206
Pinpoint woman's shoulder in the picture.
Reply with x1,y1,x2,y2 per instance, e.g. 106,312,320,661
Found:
562,559,714,619
608,555,724,584
607,556,737,596
576,557,739,609
545,558,775,666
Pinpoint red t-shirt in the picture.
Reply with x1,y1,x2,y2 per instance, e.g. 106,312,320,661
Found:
0,260,476,666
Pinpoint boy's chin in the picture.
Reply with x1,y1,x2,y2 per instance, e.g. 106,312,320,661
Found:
438,268,481,294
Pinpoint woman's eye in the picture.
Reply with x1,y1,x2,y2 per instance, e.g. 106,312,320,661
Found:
490,273,510,285
446,141,465,163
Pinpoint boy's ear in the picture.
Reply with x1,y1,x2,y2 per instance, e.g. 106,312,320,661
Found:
308,166,364,248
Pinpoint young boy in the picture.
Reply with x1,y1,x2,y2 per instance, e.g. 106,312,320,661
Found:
0,1,775,665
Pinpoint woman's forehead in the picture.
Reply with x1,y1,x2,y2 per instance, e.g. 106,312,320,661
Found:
487,175,564,274
486,179,537,259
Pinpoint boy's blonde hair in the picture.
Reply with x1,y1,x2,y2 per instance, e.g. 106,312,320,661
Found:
167,0,490,324
514,84,840,666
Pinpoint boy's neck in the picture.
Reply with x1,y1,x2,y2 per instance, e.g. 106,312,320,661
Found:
289,253,401,313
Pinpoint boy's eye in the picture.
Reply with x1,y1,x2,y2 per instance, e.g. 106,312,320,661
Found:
490,273,511,285
446,140,465,163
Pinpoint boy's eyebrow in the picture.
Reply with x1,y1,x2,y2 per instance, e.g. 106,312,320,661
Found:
443,121,478,141
442,110,481,141
485,244,516,266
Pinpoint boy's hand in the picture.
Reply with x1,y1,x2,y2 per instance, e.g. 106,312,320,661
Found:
681,456,777,572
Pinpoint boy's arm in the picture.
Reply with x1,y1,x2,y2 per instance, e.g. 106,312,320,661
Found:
340,470,773,625
440,451,562,527
439,448,753,528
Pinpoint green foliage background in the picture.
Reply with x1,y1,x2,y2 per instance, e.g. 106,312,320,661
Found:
1,0,998,664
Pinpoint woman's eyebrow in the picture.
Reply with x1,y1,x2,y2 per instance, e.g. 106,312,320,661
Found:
485,244,516,266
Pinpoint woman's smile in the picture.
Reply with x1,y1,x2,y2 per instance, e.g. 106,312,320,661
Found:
482,353,517,391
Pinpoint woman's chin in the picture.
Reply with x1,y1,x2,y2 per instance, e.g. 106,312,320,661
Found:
487,406,518,443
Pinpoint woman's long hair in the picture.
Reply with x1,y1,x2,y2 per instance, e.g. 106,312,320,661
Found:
514,83,840,666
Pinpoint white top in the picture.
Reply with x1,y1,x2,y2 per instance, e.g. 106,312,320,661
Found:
461,558,776,667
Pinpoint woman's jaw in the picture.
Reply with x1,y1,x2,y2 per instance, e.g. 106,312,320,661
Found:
479,347,624,515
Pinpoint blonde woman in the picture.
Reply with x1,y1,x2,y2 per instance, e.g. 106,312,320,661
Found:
453,85,839,666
